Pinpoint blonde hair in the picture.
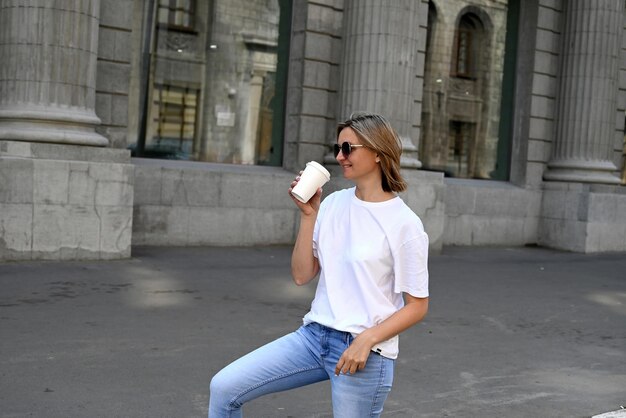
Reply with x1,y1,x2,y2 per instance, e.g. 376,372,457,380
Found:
337,112,407,192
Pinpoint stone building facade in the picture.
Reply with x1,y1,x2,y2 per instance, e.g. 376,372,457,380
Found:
1,0,625,261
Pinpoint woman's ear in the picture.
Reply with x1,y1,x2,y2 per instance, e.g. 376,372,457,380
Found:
375,156,381,163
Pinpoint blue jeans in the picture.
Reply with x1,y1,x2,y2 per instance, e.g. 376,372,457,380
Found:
209,322,394,417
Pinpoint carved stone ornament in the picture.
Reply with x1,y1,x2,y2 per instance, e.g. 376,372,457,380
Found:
450,78,476,96
163,31,197,53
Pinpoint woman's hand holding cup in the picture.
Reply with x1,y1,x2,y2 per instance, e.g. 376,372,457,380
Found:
289,161,330,216
289,171,323,216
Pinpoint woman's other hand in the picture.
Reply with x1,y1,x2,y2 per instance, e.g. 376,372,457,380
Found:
334,332,376,375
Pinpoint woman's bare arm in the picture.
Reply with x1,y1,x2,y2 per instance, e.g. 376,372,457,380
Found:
288,179,322,285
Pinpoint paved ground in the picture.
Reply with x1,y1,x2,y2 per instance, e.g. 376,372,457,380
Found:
0,245,625,418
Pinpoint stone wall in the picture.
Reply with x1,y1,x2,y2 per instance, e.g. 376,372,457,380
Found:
413,0,429,154
0,141,133,261
0,1,135,262
540,183,626,252
621,6,626,185
128,0,625,254
524,0,562,189
96,0,135,148
201,0,280,163
443,180,541,246
4,0,625,261
131,160,445,251
285,0,344,172
132,159,297,246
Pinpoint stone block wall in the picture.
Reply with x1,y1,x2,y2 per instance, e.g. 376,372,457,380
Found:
0,141,133,261
400,170,446,251
539,183,626,252
96,0,134,148
443,180,541,246
131,161,446,251
526,0,562,189
412,0,429,147
615,5,626,185
285,0,344,172
132,159,298,246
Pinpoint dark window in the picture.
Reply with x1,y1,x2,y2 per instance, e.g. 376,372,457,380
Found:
452,14,482,79
149,84,199,158
158,0,195,31
134,0,292,166
447,121,475,177
455,29,471,76
421,3,518,181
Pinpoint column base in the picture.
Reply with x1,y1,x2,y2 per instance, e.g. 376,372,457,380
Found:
0,106,109,146
544,159,621,184
0,123,109,146
399,137,422,169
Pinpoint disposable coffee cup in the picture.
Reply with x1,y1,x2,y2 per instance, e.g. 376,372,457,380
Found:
291,161,331,203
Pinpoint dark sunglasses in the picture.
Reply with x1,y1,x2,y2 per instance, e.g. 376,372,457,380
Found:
333,142,366,158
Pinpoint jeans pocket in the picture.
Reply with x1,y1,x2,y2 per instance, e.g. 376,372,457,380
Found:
345,331,354,347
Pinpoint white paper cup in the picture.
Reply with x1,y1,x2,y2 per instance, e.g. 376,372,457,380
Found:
291,161,331,203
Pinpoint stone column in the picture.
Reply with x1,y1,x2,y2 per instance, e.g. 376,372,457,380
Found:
0,0,108,146
0,1,135,262
622,135,626,186
543,0,622,184
333,0,422,168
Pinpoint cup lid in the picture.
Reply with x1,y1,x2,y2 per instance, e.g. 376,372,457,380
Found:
306,161,331,179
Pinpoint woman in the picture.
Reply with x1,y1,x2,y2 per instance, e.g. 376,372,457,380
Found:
209,112,429,417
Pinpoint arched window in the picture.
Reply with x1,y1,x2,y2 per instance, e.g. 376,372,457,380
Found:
452,13,484,79
421,4,515,181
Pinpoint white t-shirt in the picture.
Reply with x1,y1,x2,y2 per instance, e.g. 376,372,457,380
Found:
302,187,429,359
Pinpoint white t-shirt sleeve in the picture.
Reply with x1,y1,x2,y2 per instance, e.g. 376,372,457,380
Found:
392,231,429,297
312,194,330,259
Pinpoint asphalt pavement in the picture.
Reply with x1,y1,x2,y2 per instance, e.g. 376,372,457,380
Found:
1,245,625,418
